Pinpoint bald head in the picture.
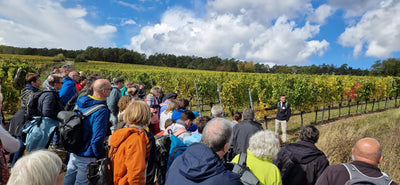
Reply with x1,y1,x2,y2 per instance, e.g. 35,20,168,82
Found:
200,118,232,158
352,137,382,166
92,79,111,100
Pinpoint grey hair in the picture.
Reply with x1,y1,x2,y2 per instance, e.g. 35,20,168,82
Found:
242,108,255,120
248,130,280,160
7,150,62,185
201,118,232,153
211,105,223,117
47,74,63,87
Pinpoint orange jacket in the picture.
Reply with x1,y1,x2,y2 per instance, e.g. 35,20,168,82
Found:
109,127,149,185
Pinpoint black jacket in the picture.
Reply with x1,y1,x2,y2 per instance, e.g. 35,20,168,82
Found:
37,87,64,120
315,161,398,185
265,101,291,121
226,119,263,161
274,141,329,185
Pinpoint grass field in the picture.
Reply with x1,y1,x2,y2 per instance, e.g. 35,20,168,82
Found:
313,107,400,182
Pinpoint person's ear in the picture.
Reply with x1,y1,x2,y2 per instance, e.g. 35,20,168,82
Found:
378,156,383,164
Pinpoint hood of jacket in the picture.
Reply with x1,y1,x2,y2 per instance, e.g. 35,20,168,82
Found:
284,140,325,164
76,95,106,110
109,127,148,149
173,142,227,181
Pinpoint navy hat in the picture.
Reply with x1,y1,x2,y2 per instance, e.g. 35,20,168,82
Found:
165,93,178,99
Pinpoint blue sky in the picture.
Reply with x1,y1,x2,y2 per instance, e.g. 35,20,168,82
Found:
1,0,399,69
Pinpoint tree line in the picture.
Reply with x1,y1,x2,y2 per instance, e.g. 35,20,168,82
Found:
1,45,399,76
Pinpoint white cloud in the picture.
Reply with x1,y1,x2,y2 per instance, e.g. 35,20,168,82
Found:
329,0,381,17
127,7,329,65
338,0,400,57
207,0,313,25
121,19,137,26
308,4,336,24
0,0,117,49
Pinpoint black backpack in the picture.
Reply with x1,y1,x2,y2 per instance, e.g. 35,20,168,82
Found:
24,90,45,119
57,104,106,153
232,152,260,185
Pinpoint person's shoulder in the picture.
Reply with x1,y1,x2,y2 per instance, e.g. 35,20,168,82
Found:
323,163,347,174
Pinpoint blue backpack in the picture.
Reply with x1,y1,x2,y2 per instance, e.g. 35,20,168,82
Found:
167,134,188,170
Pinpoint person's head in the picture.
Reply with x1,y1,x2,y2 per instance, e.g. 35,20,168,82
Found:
150,86,161,97
79,71,84,77
125,81,132,88
164,99,179,114
180,110,196,127
242,108,255,120
60,65,71,76
351,137,383,166
79,76,86,85
248,130,280,160
177,98,190,110
52,66,60,73
92,79,112,100
47,74,64,90
299,125,319,144
127,87,137,96
113,77,125,89
118,95,133,113
280,94,286,102
85,73,104,94
164,93,178,101
124,100,152,127
139,82,144,89
25,73,41,88
211,105,223,118
232,112,242,123
68,71,80,83
201,118,232,158
164,118,175,129
7,150,64,185
196,116,211,134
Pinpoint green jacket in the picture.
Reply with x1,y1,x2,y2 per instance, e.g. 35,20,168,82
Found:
232,150,282,185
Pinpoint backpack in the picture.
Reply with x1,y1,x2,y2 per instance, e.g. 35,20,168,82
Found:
57,104,106,153
24,90,44,119
232,152,260,185
154,135,171,185
167,134,188,170
342,163,393,185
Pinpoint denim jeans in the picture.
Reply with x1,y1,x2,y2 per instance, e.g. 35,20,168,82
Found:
63,153,96,185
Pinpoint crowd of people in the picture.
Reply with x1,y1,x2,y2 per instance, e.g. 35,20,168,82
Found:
0,65,398,185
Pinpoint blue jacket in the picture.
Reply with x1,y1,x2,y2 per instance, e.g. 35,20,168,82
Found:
59,76,76,106
75,95,109,159
165,143,243,185
106,85,121,125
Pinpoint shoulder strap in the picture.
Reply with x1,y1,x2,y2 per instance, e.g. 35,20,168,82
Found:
82,104,107,117
342,163,393,185
238,152,247,166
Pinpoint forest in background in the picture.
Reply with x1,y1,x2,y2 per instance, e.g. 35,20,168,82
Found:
1,45,399,76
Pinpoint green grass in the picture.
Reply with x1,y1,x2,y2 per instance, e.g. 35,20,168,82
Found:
315,107,400,182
